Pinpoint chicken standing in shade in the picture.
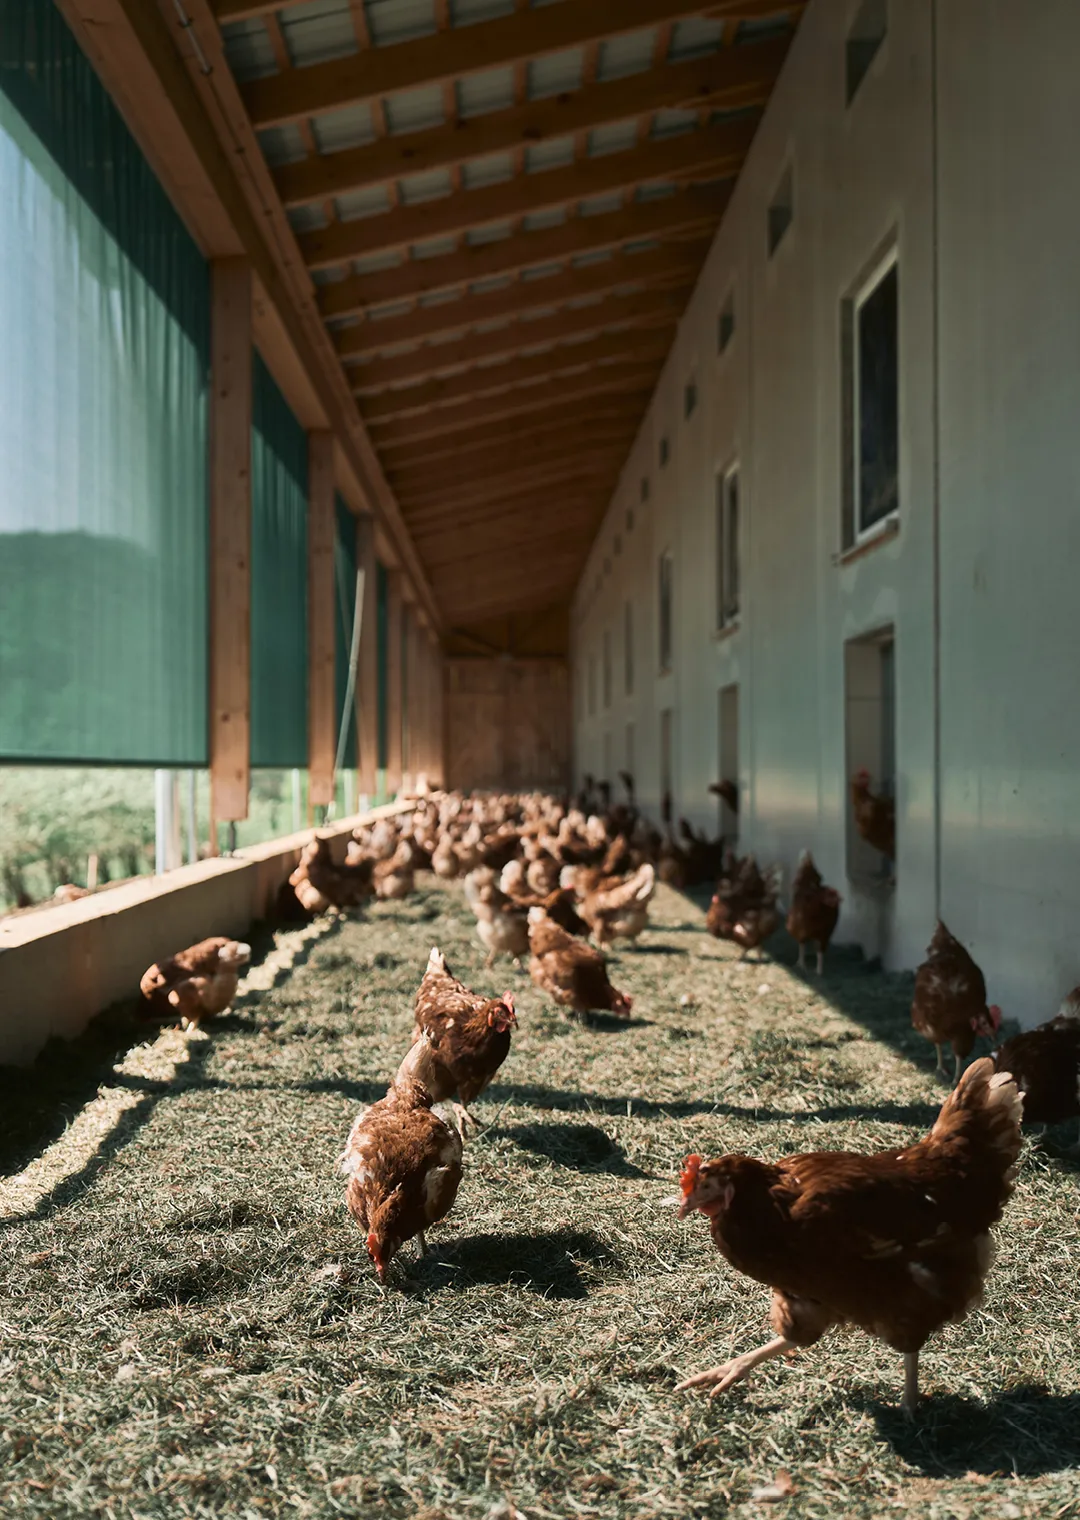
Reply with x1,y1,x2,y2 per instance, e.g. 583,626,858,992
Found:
339,1076,463,1282
396,948,517,1135
140,937,251,1027
786,851,842,974
290,835,373,913
994,997,1080,1143
707,855,781,960
912,920,1002,1085
527,907,632,1020
676,1058,1023,1414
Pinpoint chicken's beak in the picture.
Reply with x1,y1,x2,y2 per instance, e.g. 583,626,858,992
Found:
367,1232,387,1282
676,1194,697,1220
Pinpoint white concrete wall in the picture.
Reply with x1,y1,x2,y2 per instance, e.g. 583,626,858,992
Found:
572,0,1080,1024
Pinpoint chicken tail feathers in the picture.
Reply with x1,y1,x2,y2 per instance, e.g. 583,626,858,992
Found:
928,1056,1024,1202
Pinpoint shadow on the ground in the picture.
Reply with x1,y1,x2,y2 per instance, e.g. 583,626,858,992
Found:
415,1226,615,1299
503,1120,652,1177
864,1385,1080,1477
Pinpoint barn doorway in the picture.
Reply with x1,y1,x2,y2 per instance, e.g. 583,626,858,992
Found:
844,628,896,884
718,684,739,841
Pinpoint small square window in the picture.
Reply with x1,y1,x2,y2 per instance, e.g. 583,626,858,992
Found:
640,477,650,503
847,0,887,105
659,435,670,468
767,166,794,257
717,464,740,630
684,379,698,420
717,291,735,354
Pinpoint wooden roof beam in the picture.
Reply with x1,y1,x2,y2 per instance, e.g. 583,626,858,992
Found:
335,237,707,358
301,117,753,270
352,285,688,392
400,454,626,517
359,327,672,423
236,0,791,128
386,422,639,479
421,521,603,572
276,39,788,210
319,184,727,320
368,369,657,447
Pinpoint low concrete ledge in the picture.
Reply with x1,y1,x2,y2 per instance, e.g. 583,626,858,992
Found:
0,801,414,1068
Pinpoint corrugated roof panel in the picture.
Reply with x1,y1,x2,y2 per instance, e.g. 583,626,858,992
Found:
564,292,604,311
735,13,793,43
522,207,567,232
462,152,515,189
668,16,725,61
398,167,454,203
473,316,514,334
579,191,625,217
384,84,445,135
596,28,656,82
220,20,277,82
469,274,515,295
588,121,639,158
288,203,330,233
313,267,347,288
651,108,699,140
623,237,662,256
258,123,309,167
412,234,459,259
312,103,377,154
364,0,437,45
525,136,575,173
450,0,514,23
466,222,513,246
279,0,358,67
338,184,393,219
351,249,405,273
457,66,515,117
527,47,583,99
426,327,467,346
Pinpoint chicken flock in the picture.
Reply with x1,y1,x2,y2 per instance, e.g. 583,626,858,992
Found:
136,773,1080,1419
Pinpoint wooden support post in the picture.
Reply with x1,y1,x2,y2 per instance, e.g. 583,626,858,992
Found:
307,431,336,809
431,632,445,789
385,570,404,798
209,258,253,834
356,515,378,803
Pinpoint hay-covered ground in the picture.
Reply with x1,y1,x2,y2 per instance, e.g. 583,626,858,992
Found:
2,880,1079,1520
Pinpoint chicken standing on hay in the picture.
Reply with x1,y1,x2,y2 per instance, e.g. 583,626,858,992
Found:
676,1058,1023,1414
396,947,517,1136
527,907,632,1020
786,851,842,974
911,920,1002,1085
140,936,251,1030
994,991,1080,1144
339,1076,462,1282
289,836,373,913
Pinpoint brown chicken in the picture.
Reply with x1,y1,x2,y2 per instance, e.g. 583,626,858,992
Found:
527,907,632,1020
994,1005,1080,1142
396,947,517,1135
464,867,530,967
706,855,781,960
581,862,656,947
911,921,1002,1085
850,769,896,862
786,851,842,974
710,780,739,814
676,1058,1023,1414
290,835,373,913
373,840,416,900
140,936,251,1027
338,1076,463,1282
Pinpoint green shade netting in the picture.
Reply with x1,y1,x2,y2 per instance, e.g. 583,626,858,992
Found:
334,496,358,772
250,353,307,769
0,0,210,764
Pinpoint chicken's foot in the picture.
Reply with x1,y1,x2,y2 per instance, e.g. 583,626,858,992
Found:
901,1352,919,1418
815,946,825,976
453,1102,484,1137
675,1336,795,1399
933,1043,948,1078
796,943,806,971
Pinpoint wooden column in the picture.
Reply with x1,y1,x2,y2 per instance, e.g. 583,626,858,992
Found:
209,258,253,831
355,515,378,804
431,632,445,788
402,603,417,794
385,570,404,798
307,431,336,809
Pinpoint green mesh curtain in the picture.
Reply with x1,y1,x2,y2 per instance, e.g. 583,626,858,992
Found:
334,497,358,771
0,0,210,764
376,560,389,771
250,353,307,768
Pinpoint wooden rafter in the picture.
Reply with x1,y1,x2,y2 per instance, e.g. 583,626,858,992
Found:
421,522,604,572
386,421,640,479
318,185,726,320
335,237,708,359
300,116,754,270
352,285,689,393
399,455,627,517
358,328,672,423
275,39,786,210
235,0,792,127
368,372,658,447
